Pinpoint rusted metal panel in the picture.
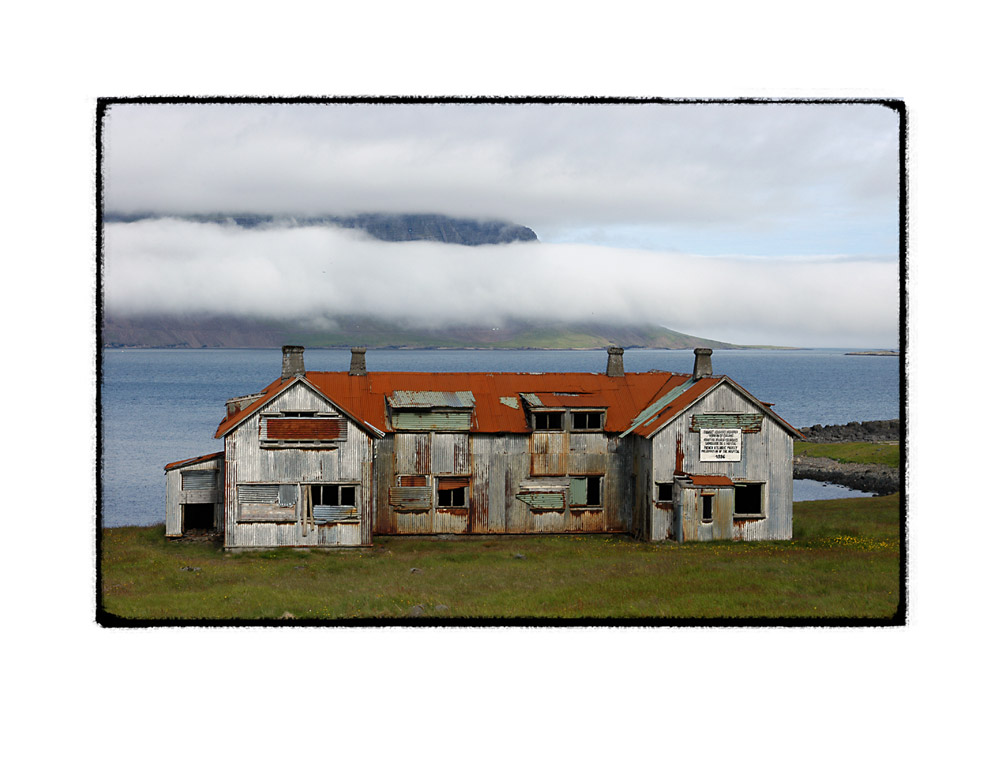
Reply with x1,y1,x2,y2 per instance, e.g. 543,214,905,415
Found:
389,486,432,511
530,431,569,476
690,413,763,433
261,417,347,441
399,475,427,487
394,433,431,475
438,476,469,491
429,433,470,475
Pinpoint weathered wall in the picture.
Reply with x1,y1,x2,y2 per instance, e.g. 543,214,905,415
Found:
224,382,374,548
374,431,633,535
165,458,224,537
650,382,793,541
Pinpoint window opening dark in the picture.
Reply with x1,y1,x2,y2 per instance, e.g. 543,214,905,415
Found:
656,482,673,502
702,494,713,522
534,411,564,430
734,483,763,516
438,486,466,507
182,503,215,533
586,476,602,506
310,484,356,506
572,411,602,430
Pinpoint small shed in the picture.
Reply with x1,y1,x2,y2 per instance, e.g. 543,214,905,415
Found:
164,452,224,537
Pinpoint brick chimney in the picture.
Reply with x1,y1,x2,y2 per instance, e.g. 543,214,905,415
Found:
281,345,305,379
606,346,625,377
693,347,713,379
349,346,367,376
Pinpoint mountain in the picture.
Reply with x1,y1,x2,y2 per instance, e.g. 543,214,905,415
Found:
102,212,763,350
101,313,747,350
103,211,538,245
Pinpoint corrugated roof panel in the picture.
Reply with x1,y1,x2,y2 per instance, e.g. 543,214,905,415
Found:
387,390,475,408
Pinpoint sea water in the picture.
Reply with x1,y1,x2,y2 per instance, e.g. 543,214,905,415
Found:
100,348,900,527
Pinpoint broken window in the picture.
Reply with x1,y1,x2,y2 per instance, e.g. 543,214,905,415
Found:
533,411,564,430
734,482,765,517
307,484,360,523
571,411,603,430
569,476,603,507
701,494,714,522
437,477,469,508
656,481,673,503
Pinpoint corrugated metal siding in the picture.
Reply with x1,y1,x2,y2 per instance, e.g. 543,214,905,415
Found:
389,487,432,510
516,490,566,510
392,410,472,431
651,384,793,542
224,382,374,548
181,470,217,491
530,431,569,476
313,505,359,522
261,417,347,440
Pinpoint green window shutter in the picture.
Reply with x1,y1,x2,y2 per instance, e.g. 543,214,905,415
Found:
568,477,588,506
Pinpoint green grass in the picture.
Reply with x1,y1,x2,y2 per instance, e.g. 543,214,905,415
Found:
100,495,901,621
794,440,900,468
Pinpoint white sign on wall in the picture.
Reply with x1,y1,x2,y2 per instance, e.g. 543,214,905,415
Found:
700,428,742,462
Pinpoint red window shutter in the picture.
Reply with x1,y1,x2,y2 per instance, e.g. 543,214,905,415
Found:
437,477,469,490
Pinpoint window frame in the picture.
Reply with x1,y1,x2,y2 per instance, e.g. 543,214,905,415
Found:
701,492,715,523
733,481,766,518
569,475,603,508
436,477,469,509
532,410,565,431
306,483,361,523
570,410,604,431
655,481,673,504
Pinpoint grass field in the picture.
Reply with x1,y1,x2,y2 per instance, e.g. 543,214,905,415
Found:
794,440,900,468
99,494,901,622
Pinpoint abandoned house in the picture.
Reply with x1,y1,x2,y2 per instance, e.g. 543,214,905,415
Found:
164,346,802,549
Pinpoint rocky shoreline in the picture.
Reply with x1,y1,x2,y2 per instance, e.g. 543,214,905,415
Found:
793,419,900,496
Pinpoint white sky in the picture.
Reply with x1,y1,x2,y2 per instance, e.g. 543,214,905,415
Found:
102,101,901,347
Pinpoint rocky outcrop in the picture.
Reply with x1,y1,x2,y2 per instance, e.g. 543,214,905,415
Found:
794,455,899,496
793,419,901,495
798,420,899,443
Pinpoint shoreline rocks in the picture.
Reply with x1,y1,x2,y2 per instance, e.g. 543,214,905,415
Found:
794,419,901,495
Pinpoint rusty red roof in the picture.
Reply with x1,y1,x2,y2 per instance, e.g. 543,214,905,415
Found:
690,475,735,487
215,371,694,438
164,451,224,472
213,369,799,440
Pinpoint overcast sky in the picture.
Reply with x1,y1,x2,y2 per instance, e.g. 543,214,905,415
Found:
102,101,900,347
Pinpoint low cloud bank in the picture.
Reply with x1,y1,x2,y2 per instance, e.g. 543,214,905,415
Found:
103,219,899,348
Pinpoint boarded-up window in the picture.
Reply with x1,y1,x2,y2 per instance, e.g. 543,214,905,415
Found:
398,475,428,487
260,414,347,444
238,484,279,504
690,413,763,433
391,410,472,432
515,489,566,511
389,486,432,511
181,470,216,491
